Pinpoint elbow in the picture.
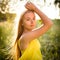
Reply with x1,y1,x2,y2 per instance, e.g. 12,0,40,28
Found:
48,18,53,25
45,21,53,29
48,21,53,28
49,21,53,26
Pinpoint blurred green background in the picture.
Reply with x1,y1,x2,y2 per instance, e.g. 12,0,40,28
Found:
0,0,60,60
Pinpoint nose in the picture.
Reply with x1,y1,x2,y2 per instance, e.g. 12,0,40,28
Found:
31,20,34,24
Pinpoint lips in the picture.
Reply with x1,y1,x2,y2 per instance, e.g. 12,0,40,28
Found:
31,25,34,26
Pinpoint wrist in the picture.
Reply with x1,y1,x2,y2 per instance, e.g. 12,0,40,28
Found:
33,6,39,12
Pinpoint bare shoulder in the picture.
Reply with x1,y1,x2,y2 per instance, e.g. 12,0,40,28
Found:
19,23,53,50
19,35,29,50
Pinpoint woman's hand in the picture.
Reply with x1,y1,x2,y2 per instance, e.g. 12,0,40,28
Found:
25,2,37,11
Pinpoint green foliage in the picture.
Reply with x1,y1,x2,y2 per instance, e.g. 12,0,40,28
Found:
0,22,14,60
6,13,16,22
0,12,16,22
37,19,60,60
0,12,6,21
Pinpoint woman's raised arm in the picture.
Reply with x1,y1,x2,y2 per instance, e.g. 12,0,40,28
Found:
20,2,53,44
25,2,53,26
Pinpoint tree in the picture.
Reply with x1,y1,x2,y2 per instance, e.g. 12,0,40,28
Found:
0,0,10,14
0,0,16,22
54,0,60,16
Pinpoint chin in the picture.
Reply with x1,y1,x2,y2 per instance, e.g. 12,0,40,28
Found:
28,27,35,31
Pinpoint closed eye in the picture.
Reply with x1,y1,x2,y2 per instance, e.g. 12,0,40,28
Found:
33,17,35,20
27,18,30,21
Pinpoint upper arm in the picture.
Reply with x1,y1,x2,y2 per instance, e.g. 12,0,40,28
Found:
21,24,53,43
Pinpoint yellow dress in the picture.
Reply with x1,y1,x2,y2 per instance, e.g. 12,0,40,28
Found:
18,39,42,60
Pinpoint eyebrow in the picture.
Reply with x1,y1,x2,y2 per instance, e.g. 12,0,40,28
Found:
26,16,35,19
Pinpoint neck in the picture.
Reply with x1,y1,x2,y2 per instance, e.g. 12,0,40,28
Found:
23,28,32,34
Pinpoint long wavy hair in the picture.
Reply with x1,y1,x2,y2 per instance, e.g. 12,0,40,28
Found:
9,10,34,60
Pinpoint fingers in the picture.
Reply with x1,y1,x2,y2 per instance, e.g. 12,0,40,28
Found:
25,2,36,11
26,1,30,4
25,2,31,7
25,2,31,10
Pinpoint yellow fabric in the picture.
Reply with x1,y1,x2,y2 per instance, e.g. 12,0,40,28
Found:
19,39,42,60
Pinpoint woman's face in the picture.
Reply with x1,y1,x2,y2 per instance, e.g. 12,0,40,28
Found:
22,12,36,31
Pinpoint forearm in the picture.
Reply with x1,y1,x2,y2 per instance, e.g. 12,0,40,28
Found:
34,7,53,26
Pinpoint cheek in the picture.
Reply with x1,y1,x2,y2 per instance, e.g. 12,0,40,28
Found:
34,20,36,26
23,21,31,27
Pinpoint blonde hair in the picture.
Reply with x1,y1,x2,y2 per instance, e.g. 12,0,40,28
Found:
9,10,34,60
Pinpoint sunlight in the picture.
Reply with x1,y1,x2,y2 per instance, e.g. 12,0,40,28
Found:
42,5,59,19
9,0,59,20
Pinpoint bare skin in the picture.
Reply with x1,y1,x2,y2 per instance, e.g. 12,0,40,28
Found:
20,2,53,50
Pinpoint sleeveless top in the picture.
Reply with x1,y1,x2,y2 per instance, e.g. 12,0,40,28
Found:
18,39,43,60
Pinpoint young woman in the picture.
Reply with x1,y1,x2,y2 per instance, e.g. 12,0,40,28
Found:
11,2,53,60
